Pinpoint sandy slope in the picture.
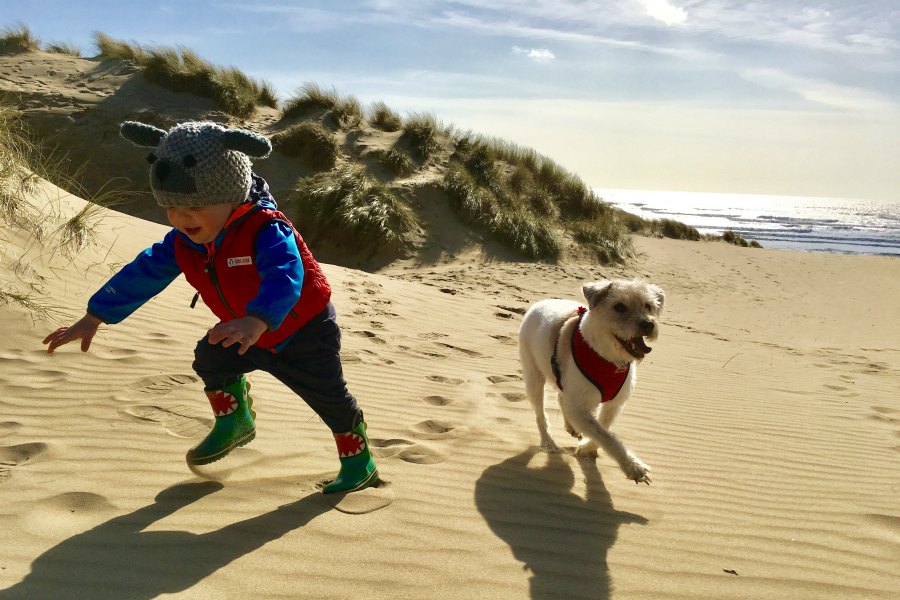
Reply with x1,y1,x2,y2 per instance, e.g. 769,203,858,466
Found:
1,182,898,599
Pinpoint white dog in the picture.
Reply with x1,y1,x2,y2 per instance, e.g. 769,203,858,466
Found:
518,279,664,484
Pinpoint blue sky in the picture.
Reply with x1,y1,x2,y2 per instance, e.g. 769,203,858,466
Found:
4,0,899,201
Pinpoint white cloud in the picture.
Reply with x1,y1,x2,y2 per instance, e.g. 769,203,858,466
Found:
741,68,897,112
512,46,556,63
635,0,687,26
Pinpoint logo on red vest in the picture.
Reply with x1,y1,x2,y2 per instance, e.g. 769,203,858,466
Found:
226,256,253,267
335,432,366,457
206,390,238,416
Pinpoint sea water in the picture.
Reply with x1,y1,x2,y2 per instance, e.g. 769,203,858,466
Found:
596,189,900,257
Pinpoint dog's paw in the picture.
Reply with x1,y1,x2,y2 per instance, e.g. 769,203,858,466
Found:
574,445,599,459
625,457,652,485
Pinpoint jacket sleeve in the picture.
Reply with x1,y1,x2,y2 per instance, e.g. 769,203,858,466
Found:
246,221,304,330
87,229,183,324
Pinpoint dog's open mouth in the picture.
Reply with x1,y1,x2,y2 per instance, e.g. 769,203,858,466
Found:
617,336,652,360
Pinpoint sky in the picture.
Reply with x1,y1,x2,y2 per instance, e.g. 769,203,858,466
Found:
4,0,899,201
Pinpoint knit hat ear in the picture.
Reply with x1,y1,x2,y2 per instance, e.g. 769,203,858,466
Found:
223,129,272,159
120,121,166,148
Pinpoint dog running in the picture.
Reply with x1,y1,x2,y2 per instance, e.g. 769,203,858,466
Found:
518,279,665,484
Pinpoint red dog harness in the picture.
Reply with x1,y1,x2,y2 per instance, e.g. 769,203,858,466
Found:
552,307,630,402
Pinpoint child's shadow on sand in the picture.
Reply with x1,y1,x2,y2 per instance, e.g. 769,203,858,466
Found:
0,481,331,600
475,448,648,600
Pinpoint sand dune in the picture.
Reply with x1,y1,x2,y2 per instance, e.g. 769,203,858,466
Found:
1,181,898,599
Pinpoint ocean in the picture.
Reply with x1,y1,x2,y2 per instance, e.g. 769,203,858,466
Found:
596,189,900,257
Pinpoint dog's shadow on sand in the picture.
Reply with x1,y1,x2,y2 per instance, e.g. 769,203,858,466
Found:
0,481,331,600
475,447,647,600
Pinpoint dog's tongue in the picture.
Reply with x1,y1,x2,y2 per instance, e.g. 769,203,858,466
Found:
635,337,652,355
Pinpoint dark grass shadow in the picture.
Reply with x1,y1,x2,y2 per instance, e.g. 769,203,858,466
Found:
475,448,647,600
0,481,331,599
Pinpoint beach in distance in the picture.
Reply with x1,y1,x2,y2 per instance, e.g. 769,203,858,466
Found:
599,188,900,257
1,180,898,599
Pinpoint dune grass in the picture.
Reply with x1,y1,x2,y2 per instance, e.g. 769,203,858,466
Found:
282,83,364,131
570,217,636,263
400,113,450,163
291,165,417,250
367,148,414,177
0,102,74,321
45,42,82,57
93,33,277,118
368,102,402,132
272,122,340,171
444,164,563,260
721,229,762,248
0,24,40,54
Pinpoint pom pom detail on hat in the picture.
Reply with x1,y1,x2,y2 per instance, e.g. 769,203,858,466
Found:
120,120,272,208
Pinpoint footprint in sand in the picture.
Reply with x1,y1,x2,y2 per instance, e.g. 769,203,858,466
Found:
343,348,395,366
123,404,212,438
426,375,465,385
422,395,453,406
434,343,484,358
412,419,459,438
487,374,519,384
491,334,517,346
0,442,49,482
369,438,446,464
126,374,198,398
350,330,387,345
501,392,527,403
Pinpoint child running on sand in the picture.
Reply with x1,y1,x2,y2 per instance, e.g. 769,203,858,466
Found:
42,120,379,494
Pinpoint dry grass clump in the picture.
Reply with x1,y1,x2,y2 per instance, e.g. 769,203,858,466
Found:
272,122,340,171
0,104,40,230
368,102,402,132
0,24,40,54
94,32,146,62
282,83,364,131
0,102,72,321
45,42,82,57
444,164,562,260
291,165,417,250
366,148,414,177
570,216,636,264
720,229,762,248
93,33,277,118
400,113,449,162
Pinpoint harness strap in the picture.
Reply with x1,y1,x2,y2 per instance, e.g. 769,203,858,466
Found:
551,306,631,403
551,308,582,390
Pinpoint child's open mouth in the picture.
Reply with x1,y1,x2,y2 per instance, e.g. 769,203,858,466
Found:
185,227,201,236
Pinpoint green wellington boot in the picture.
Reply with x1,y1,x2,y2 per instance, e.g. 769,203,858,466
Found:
186,375,256,465
322,420,379,494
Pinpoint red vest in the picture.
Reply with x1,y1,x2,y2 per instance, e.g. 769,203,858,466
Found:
174,206,331,350
553,307,630,401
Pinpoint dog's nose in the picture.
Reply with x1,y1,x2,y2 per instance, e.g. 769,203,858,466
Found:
639,319,654,335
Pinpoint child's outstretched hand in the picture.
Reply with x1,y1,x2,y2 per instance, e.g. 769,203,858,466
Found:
43,313,102,353
207,316,268,355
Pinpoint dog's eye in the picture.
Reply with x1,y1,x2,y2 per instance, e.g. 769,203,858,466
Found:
614,303,627,313
182,155,197,168
645,303,652,311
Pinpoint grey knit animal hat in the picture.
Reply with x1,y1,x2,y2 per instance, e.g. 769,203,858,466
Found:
120,120,272,208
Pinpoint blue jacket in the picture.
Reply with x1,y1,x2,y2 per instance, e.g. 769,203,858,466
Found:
88,175,305,331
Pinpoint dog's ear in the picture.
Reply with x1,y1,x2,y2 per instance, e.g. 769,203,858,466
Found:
649,284,666,312
583,280,614,309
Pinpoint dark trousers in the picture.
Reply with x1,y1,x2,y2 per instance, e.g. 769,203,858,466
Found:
192,302,361,433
